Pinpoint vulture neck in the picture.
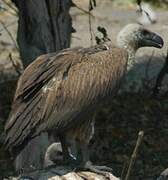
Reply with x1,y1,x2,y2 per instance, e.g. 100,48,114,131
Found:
116,37,137,71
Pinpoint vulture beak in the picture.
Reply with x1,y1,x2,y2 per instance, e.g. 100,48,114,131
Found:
142,32,164,48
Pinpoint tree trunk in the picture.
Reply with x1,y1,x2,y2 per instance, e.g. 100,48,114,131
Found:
10,0,73,172
12,0,72,67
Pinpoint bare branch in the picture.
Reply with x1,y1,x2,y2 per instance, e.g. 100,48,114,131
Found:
88,12,93,45
88,0,95,46
9,53,22,76
125,131,144,180
1,0,18,15
73,3,94,17
121,160,128,180
0,20,19,51
0,21,17,33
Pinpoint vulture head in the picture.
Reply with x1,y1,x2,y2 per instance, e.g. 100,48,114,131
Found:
117,23,163,52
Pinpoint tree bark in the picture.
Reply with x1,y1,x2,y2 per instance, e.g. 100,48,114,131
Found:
10,0,73,172
12,0,72,67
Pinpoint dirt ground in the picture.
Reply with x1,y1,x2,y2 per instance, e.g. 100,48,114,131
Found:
0,1,168,179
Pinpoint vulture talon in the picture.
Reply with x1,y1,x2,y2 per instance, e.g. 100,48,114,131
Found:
63,156,77,165
75,161,113,176
91,165,113,172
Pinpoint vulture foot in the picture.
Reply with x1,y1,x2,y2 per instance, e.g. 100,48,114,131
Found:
75,161,113,177
54,155,77,166
63,156,77,165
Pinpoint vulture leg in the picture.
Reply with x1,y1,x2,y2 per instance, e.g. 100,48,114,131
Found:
59,134,76,164
75,117,113,175
76,141,113,175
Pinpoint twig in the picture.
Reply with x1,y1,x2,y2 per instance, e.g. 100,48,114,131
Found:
88,0,96,46
1,0,18,15
0,20,19,51
9,53,22,76
73,3,94,18
125,131,144,180
88,14,93,46
121,160,128,180
88,8,93,45
0,20,17,33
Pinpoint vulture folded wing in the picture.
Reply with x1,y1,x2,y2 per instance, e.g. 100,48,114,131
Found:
4,48,83,150
31,47,128,134
4,46,127,154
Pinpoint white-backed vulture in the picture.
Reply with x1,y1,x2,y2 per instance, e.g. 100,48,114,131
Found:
4,24,163,174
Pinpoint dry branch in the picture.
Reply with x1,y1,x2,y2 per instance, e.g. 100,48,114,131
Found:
88,3,94,46
72,2,94,17
0,20,18,50
8,53,23,76
1,0,18,15
0,21,17,33
125,131,144,180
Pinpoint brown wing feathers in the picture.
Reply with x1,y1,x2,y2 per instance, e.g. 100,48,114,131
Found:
5,50,82,151
4,45,127,155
